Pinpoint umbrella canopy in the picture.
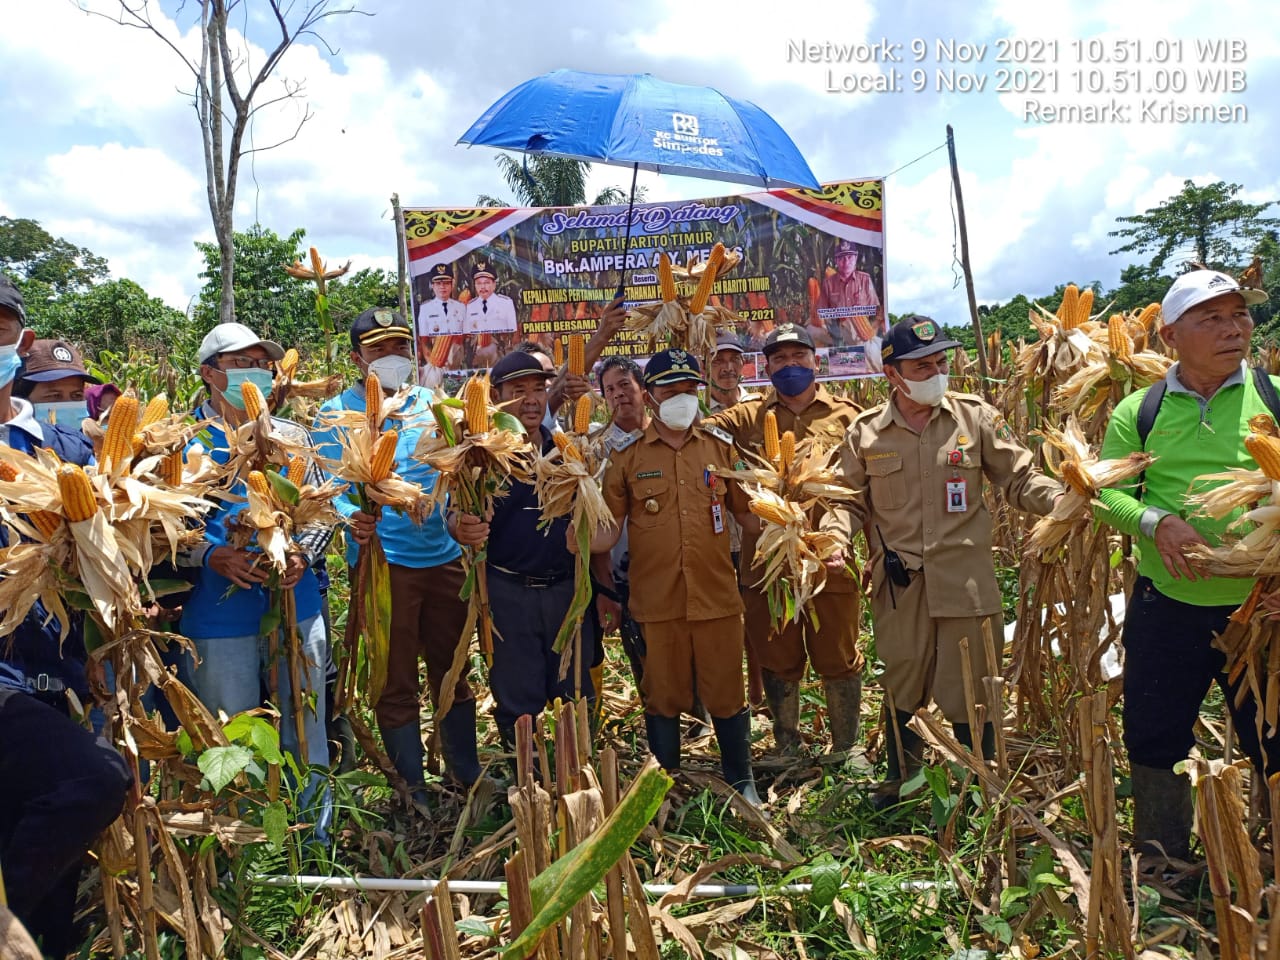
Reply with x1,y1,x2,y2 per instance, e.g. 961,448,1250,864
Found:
459,69,818,190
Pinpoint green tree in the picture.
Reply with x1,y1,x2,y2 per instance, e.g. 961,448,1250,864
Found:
326,266,400,331
1103,264,1174,314
32,279,186,357
477,154,639,207
0,216,109,293
1108,179,1280,273
194,224,315,347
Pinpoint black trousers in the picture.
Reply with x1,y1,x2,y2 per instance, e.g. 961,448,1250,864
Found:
488,573,594,729
1122,577,1280,773
0,688,131,955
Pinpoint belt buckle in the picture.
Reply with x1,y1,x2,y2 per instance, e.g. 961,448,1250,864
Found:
34,673,52,692
527,575,550,589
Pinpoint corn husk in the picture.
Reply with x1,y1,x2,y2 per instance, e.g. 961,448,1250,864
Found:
1028,416,1156,556
533,418,615,663
625,246,743,355
716,436,858,628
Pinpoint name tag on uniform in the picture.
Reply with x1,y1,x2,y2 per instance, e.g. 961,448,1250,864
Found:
946,479,967,513
711,500,725,534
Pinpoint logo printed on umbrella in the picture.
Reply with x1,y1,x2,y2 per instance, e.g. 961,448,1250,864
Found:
672,113,700,136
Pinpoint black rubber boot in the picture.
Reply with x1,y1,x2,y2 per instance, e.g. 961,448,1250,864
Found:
380,722,431,815
953,721,996,761
325,677,357,775
645,713,682,772
870,710,925,812
1131,763,1193,862
439,698,482,788
762,671,801,756
823,676,863,754
712,709,763,807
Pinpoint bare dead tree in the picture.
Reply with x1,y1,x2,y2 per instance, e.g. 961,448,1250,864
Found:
78,0,361,324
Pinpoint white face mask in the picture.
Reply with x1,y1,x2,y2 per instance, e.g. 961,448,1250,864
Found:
656,393,700,431
367,355,415,391
898,372,948,407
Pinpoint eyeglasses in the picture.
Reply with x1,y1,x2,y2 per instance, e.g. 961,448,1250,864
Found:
220,356,275,370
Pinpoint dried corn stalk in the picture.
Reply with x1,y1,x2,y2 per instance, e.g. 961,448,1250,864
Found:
625,243,743,356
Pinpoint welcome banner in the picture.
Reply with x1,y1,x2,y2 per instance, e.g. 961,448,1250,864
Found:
401,179,885,386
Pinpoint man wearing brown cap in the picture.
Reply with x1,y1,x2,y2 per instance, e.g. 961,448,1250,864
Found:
816,239,882,345
705,324,865,762
822,316,1061,808
314,309,476,812
465,261,517,335
15,339,101,428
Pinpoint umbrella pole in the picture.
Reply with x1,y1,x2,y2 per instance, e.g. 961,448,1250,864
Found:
615,162,640,302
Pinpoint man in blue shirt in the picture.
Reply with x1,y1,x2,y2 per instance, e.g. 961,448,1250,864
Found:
313,309,475,811
451,351,594,752
177,322,334,824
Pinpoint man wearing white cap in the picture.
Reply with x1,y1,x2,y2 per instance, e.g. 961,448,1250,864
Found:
1095,269,1276,867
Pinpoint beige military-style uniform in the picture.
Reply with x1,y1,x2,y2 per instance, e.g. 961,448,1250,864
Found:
822,391,1061,720
602,423,749,718
705,385,864,682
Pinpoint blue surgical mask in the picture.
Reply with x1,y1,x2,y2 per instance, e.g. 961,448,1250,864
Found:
224,367,275,411
0,336,23,389
34,400,90,427
770,364,815,397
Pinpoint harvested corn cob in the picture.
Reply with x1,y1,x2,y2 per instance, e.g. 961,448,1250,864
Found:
763,410,781,464
58,464,98,522
369,431,398,481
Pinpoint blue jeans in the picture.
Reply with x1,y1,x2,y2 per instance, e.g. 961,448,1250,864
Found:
190,613,331,833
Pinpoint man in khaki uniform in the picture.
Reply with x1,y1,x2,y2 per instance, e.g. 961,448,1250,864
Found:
822,317,1061,807
594,349,761,805
705,324,864,759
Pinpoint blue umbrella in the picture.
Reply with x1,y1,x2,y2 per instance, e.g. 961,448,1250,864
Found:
458,69,818,190
459,70,818,295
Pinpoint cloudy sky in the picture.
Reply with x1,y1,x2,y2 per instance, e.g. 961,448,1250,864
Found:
2,0,1276,328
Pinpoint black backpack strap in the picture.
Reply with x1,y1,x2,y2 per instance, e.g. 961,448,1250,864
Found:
1135,379,1167,448
1252,366,1280,423
1133,379,1167,503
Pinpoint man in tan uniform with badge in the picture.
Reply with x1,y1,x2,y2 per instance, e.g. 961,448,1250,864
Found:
822,316,1061,808
705,324,864,760
592,348,762,805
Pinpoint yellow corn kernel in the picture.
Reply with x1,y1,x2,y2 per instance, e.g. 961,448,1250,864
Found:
780,431,796,471
553,338,564,368
428,335,453,368
763,410,781,464
464,378,489,435
279,348,300,380
1137,302,1161,330
57,464,98,522
852,315,875,341
364,371,384,435
1058,284,1080,329
30,510,62,540
748,498,793,527
247,470,271,499
658,252,677,302
240,381,267,420
287,456,308,487
369,430,399,482
568,335,585,377
160,450,184,486
1060,460,1093,497
0,462,18,482
573,393,593,435
1107,316,1132,361
1246,433,1280,481
139,395,169,428
553,431,583,462
689,243,725,315
1076,289,1094,328
101,395,139,466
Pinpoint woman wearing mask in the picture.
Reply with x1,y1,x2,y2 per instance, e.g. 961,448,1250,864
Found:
13,339,99,429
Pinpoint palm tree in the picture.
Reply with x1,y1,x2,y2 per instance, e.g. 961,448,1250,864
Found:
477,154,641,207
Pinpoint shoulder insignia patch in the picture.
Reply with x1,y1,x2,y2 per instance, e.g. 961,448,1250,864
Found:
704,424,735,446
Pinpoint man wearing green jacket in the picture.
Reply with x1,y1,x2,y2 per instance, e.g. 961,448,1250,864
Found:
1096,269,1275,864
